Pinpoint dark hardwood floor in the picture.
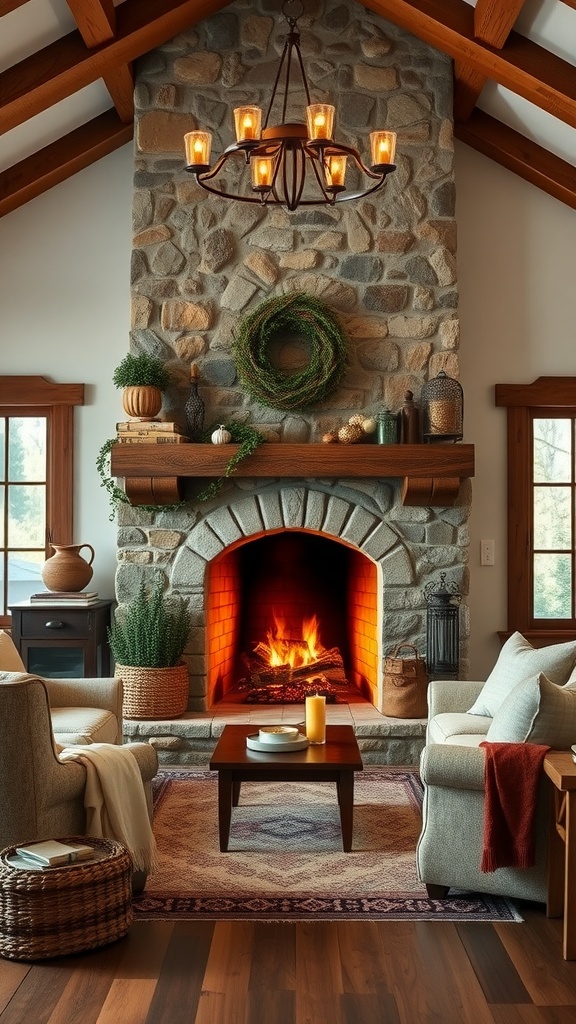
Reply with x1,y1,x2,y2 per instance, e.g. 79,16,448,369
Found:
1,907,576,1023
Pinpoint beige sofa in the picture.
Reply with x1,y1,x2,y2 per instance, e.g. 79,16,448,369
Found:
417,633,576,904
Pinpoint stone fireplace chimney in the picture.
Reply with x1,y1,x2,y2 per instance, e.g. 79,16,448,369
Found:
119,0,468,714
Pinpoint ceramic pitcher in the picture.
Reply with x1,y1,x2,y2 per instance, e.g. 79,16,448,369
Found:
41,543,95,593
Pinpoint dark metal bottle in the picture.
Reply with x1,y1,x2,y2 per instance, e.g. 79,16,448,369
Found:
185,363,205,441
399,390,420,443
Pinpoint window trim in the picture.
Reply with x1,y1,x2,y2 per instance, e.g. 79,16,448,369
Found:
496,376,576,642
0,376,84,624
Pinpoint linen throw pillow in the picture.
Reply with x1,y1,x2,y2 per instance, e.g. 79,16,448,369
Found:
486,672,576,747
467,631,576,718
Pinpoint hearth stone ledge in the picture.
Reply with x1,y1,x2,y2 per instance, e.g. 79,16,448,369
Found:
123,709,427,767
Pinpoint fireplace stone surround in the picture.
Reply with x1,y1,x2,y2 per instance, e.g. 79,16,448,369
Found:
119,0,469,764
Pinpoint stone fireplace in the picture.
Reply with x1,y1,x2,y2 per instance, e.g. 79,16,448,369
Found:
117,0,469,720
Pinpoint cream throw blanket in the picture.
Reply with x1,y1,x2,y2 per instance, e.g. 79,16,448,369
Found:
58,743,157,874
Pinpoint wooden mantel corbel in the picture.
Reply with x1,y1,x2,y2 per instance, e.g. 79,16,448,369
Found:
110,443,475,508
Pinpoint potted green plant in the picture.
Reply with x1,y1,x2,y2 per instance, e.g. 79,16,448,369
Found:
109,577,191,719
113,352,172,420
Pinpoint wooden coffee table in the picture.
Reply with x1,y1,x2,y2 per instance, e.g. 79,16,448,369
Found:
209,724,363,852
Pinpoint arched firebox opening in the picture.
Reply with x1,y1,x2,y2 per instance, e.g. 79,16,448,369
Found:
206,529,379,708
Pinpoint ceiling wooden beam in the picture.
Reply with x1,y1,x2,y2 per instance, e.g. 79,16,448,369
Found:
453,0,527,121
65,0,116,46
455,108,576,210
0,0,230,135
362,0,576,128
103,64,135,123
473,0,527,48
0,109,133,218
0,0,29,13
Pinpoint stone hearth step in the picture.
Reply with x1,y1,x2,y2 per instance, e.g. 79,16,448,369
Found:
123,701,427,767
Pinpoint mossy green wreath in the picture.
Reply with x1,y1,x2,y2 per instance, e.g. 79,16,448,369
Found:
232,291,348,411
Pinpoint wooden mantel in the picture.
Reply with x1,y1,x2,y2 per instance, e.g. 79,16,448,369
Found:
110,442,475,508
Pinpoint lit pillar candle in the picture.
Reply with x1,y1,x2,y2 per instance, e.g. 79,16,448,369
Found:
305,694,326,745
369,130,397,168
306,104,335,141
234,106,262,143
184,131,212,168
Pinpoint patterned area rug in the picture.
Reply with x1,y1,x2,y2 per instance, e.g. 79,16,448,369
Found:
133,768,521,922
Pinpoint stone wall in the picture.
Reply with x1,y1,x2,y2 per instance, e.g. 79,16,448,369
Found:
119,0,469,710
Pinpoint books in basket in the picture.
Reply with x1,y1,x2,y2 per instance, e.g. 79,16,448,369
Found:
15,840,95,868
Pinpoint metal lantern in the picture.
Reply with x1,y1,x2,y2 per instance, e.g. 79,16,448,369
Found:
421,370,463,443
424,572,462,679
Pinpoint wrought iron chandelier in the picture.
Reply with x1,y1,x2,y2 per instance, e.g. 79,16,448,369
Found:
184,0,397,211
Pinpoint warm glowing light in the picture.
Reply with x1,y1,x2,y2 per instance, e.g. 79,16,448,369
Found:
234,106,262,143
370,130,397,167
306,104,335,141
325,155,347,189
251,156,274,190
259,613,325,668
184,131,212,166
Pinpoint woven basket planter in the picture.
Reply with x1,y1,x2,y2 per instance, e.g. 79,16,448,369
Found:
116,662,189,720
0,837,132,961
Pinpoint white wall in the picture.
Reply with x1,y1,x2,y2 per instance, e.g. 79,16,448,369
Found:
1,140,575,677
0,144,134,598
456,141,576,678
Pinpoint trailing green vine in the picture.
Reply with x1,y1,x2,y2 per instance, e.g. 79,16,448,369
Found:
195,421,265,501
97,423,265,516
232,291,348,411
96,438,186,520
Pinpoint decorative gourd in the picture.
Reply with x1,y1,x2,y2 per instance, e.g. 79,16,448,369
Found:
362,417,377,435
211,425,232,445
338,423,363,444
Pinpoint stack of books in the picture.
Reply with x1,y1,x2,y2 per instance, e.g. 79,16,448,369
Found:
116,420,190,444
30,591,100,606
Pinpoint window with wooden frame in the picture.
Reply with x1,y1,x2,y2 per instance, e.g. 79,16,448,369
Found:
496,377,576,643
0,377,84,626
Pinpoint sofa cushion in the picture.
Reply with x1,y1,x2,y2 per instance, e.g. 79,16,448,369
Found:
51,706,119,745
0,631,25,672
486,671,576,747
429,711,492,746
467,631,576,718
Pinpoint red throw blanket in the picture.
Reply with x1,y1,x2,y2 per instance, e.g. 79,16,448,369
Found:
479,741,550,873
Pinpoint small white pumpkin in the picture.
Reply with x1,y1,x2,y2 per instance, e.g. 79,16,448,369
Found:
362,416,377,435
211,424,232,445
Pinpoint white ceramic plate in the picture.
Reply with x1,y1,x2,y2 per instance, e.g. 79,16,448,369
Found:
246,732,309,753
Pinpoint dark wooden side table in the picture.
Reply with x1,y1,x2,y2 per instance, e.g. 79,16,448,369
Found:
209,723,364,853
543,750,576,960
9,599,114,678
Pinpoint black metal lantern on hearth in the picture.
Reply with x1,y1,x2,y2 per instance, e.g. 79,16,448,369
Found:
424,572,462,679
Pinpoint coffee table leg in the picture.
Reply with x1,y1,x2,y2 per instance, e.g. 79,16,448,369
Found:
232,779,241,806
217,770,233,852
337,771,354,852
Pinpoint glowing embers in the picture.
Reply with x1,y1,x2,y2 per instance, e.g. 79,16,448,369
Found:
239,611,346,704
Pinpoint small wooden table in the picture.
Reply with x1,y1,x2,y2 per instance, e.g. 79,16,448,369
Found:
209,724,363,853
543,750,576,960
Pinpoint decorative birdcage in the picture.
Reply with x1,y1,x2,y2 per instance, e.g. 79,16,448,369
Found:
424,572,462,679
421,371,463,443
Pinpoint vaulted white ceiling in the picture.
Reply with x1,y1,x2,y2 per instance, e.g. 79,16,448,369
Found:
1,0,575,216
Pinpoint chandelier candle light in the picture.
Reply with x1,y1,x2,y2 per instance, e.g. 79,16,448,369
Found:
184,0,397,211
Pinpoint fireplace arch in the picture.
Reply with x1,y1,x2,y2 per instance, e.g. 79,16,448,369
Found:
171,485,417,711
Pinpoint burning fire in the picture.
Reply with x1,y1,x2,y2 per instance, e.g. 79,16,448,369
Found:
259,613,325,669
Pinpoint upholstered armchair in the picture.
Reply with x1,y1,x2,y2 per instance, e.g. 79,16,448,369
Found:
0,673,158,859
